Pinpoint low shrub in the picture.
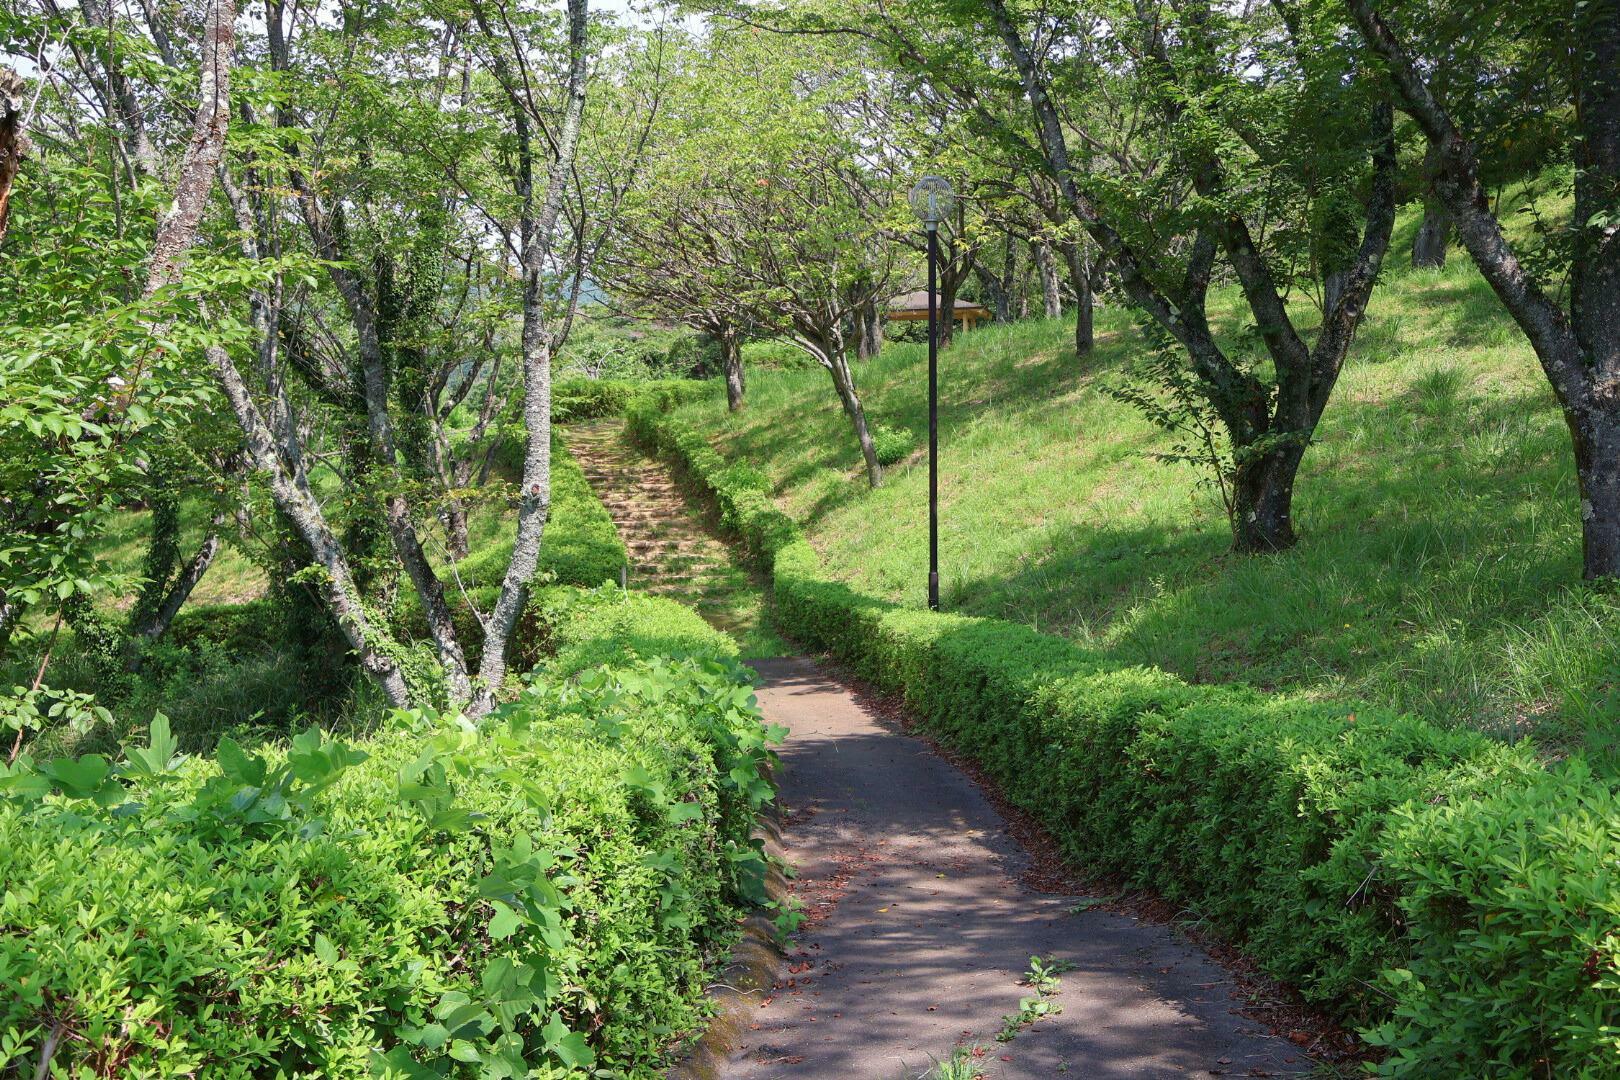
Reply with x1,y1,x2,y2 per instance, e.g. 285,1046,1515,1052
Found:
627,393,1620,1076
549,377,710,427
168,599,276,656
0,589,778,1078
740,338,818,370
532,584,738,677
870,422,916,467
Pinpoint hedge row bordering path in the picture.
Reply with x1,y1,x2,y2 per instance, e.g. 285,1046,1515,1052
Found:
0,585,773,1078
626,392,1620,1077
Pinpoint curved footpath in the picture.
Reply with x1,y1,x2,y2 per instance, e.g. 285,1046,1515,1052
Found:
563,422,1305,1079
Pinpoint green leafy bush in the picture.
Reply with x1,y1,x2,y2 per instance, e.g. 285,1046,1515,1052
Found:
628,392,1620,1076
870,422,916,467
0,592,778,1078
740,338,818,370
547,377,709,428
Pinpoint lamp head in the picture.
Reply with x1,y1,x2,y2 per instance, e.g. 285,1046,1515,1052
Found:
909,175,956,232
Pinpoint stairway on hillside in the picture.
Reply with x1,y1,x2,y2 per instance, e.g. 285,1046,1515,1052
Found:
563,419,767,642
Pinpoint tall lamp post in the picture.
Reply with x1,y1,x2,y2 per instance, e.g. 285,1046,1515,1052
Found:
909,175,955,612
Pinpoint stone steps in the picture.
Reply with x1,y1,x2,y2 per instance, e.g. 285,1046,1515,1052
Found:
562,419,743,604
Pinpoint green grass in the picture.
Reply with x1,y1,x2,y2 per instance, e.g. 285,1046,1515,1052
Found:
90,499,267,609
670,208,1620,742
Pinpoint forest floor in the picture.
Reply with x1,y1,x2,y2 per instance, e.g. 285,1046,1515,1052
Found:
567,422,1320,1078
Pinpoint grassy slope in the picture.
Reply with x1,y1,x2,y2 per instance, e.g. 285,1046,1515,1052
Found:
672,206,1620,741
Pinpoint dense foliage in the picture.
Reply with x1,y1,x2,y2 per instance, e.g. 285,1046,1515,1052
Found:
0,585,774,1077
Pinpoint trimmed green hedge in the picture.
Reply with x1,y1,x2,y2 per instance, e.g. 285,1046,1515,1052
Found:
0,586,775,1078
448,442,626,593
626,395,1620,1076
549,377,709,427
532,584,738,677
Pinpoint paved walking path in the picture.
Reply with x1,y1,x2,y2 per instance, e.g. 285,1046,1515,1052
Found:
564,423,1305,1078
730,658,1305,1079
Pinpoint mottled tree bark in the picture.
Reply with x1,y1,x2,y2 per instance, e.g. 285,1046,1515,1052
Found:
720,325,746,411
470,0,590,712
141,0,234,298
0,67,25,248
826,336,882,487
1411,143,1450,268
1059,238,1096,356
210,343,412,705
854,299,883,360
1034,238,1063,318
128,511,226,647
1411,206,1449,268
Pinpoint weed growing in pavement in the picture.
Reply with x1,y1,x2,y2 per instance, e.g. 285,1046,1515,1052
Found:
1024,954,1076,995
996,955,1074,1041
766,895,806,941
924,1046,988,1079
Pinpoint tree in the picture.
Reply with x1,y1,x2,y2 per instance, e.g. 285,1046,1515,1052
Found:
0,65,26,246
592,28,756,409
812,0,1397,550
611,25,910,485
0,0,240,670
1346,0,1620,578
195,0,597,711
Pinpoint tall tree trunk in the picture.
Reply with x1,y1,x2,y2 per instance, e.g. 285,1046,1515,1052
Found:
973,260,1012,323
444,505,472,561
937,269,962,351
998,232,1018,320
1034,239,1063,318
1411,141,1450,268
1411,206,1449,268
854,300,883,360
1347,0,1620,578
130,491,182,632
295,206,473,702
126,510,227,669
1574,410,1620,575
826,345,882,488
720,326,746,411
141,0,234,298
0,67,26,248
471,0,589,713
990,0,1392,556
1059,237,1095,356
209,344,412,705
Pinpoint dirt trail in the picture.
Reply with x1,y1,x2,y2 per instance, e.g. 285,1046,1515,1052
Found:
566,423,1305,1078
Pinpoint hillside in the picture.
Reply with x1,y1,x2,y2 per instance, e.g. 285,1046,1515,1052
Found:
671,211,1620,743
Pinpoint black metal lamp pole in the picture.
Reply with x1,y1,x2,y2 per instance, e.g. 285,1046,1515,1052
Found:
909,175,955,613
926,222,940,611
